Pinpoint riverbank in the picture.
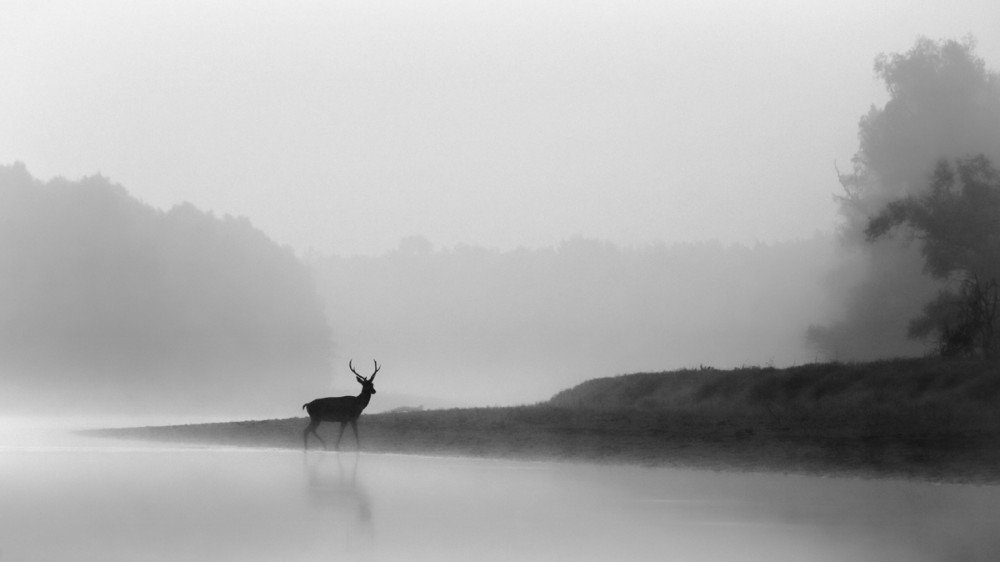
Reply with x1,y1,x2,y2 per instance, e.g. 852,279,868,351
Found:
87,406,1000,485
87,358,1000,484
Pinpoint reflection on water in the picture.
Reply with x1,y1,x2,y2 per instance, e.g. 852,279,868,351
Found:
0,431,999,561
304,451,374,557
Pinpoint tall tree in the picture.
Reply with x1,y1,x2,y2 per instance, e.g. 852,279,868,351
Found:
808,37,1000,360
866,156,1000,357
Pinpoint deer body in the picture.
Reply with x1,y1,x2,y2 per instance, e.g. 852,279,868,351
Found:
303,359,380,451
303,394,371,423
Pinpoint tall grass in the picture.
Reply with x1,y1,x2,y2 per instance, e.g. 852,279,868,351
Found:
547,358,1000,433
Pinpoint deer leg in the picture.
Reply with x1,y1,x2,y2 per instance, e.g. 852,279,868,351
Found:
314,426,328,450
303,419,325,451
335,422,348,451
351,419,360,450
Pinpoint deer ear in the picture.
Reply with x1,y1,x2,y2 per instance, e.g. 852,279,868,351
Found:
356,375,365,384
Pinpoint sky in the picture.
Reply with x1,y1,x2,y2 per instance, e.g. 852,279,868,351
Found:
5,1,1000,257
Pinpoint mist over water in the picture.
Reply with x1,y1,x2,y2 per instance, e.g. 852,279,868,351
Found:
2,433,998,562
5,9,1000,560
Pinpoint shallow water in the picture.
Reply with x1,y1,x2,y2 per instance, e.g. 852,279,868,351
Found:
1,431,999,561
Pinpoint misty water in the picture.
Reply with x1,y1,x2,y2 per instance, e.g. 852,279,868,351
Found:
2,431,999,561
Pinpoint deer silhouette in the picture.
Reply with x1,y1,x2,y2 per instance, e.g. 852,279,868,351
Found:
302,359,380,451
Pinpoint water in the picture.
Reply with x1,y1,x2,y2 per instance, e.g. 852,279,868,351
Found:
1,431,999,561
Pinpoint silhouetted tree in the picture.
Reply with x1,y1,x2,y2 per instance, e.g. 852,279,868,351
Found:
808,36,1000,360
866,156,1000,357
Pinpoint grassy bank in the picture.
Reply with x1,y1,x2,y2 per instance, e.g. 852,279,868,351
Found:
89,358,1000,484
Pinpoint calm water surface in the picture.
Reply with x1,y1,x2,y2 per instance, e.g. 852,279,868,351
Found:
1,430,998,561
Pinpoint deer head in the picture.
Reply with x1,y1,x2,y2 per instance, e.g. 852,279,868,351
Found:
349,359,379,395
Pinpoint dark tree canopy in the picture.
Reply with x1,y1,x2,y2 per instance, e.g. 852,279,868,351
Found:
843,37,1000,221
866,156,1000,357
809,37,1000,360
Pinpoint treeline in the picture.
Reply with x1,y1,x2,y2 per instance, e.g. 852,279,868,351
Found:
311,234,837,406
0,163,331,416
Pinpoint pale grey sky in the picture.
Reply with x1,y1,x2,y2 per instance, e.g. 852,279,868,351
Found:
4,0,1000,256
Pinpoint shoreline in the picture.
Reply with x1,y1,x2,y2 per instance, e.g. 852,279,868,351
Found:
84,410,1000,487
81,358,1000,487
73,433,1000,488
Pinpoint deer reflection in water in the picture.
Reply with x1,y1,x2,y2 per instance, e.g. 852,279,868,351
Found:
304,451,374,556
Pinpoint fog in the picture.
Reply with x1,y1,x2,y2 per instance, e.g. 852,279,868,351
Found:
6,3,1000,260
0,162,841,416
807,38,1000,360
6,5,1000,561
314,235,836,407
3,4,1000,419
0,164,331,420
5,36,1000,416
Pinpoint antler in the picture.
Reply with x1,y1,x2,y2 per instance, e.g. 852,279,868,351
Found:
349,359,380,380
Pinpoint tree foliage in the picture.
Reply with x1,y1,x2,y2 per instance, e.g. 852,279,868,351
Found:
866,156,1000,357
809,36,1000,360
0,163,333,416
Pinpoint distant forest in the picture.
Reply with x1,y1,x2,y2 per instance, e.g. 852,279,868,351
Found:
0,163,331,417
311,234,838,406
0,162,841,415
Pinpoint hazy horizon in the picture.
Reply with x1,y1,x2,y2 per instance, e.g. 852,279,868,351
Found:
4,3,1000,423
8,6,1000,562
0,163,842,420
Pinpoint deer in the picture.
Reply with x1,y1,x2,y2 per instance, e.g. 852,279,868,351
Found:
302,359,380,451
